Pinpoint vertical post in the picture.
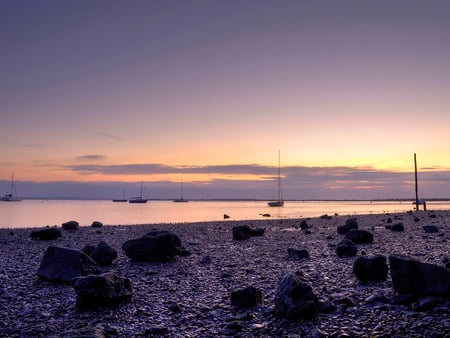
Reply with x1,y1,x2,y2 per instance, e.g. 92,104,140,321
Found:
414,153,419,211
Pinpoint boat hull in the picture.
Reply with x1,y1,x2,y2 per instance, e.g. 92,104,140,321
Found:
268,201,284,207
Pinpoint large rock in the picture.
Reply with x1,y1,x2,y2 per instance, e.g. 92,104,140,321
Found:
232,225,252,240
344,229,373,244
389,255,450,297
353,255,388,282
122,230,184,262
30,228,62,240
337,218,358,234
274,272,318,320
83,241,117,266
62,220,79,230
230,286,263,308
73,272,133,310
335,239,357,257
37,246,100,283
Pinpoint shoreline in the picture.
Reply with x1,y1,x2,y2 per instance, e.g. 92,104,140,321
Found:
1,210,449,337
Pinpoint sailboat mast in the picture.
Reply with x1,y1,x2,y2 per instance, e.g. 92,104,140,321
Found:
277,151,283,202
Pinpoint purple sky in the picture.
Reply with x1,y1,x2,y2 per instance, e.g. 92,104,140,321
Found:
1,1,450,199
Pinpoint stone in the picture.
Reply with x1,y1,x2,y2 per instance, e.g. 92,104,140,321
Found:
344,229,374,244
336,239,357,257
391,223,404,231
232,225,252,240
73,272,133,310
230,286,263,308
299,220,309,230
122,230,184,262
30,228,62,240
84,241,117,266
91,221,103,228
274,272,318,320
62,220,79,230
353,255,388,282
337,218,359,234
249,227,265,236
288,248,310,260
37,246,100,283
423,225,439,233
389,255,450,297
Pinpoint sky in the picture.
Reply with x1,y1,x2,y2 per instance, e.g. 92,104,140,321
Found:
1,0,450,200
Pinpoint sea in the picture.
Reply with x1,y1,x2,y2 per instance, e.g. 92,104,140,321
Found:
2,199,450,229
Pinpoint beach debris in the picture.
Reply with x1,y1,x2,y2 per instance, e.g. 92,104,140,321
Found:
353,255,388,282
337,218,359,234
320,214,332,220
73,271,133,310
390,222,404,231
274,271,318,320
230,286,263,308
91,221,103,228
62,220,79,230
422,225,439,233
223,214,230,219
260,213,271,217
83,241,117,266
30,227,62,240
389,255,450,297
335,239,357,257
288,248,310,260
122,230,186,262
232,225,265,240
344,229,374,244
37,246,100,283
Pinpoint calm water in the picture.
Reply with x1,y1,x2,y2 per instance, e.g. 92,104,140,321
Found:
2,199,450,229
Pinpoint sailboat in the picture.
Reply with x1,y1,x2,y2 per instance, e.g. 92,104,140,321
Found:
112,188,127,202
1,175,22,202
173,181,189,203
128,182,148,203
268,151,284,207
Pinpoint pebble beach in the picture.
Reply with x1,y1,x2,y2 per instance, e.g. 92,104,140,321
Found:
0,210,449,337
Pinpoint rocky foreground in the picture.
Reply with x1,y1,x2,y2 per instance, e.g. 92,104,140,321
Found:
0,210,449,337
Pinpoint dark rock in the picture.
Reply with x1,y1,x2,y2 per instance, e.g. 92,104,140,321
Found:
30,228,62,240
230,286,263,308
168,302,182,313
122,230,184,262
145,326,170,336
414,217,420,222
337,218,359,234
353,255,388,282
73,272,133,310
223,214,230,219
62,220,79,230
429,214,437,218
320,214,332,219
423,225,439,233
344,229,374,244
391,223,404,231
386,217,392,223
288,248,310,260
335,239,357,257
232,225,252,240
37,246,100,283
91,221,103,228
84,241,117,266
389,255,450,297
299,220,309,230
249,227,265,236
274,272,318,320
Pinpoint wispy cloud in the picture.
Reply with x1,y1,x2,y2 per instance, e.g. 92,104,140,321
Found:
75,155,107,162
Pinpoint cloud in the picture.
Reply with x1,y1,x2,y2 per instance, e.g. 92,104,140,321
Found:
75,155,107,162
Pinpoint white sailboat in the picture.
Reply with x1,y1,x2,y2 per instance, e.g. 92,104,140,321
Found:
268,151,284,207
173,181,189,202
1,175,22,202
128,182,148,203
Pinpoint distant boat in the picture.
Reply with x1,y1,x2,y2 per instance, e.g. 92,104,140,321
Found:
173,182,189,203
128,182,148,203
268,151,284,207
1,174,22,202
112,188,127,202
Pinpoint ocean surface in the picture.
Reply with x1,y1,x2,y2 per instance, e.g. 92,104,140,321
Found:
2,199,450,229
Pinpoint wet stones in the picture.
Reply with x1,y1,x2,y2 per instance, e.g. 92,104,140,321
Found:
91,221,103,228
230,286,263,308
391,223,404,231
62,220,79,230
336,239,358,257
353,255,388,282
30,227,62,240
232,225,265,240
83,241,117,266
288,248,310,260
344,229,374,244
337,218,359,234
422,225,439,233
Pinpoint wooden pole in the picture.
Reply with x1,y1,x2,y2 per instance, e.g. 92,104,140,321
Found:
414,153,419,211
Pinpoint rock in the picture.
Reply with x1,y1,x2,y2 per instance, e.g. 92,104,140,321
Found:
91,221,103,228
62,220,79,230
299,220,309,230
337,218,359,234
288,248,310,260
389,255,450,297
30,228,62,240
353,255,388,282
122,230,184,262
232,225,252,240
83,241,117,266
423,225,439,233
391,223,404,231
274,272,318,320
344,229,374,244
320,214,332,219
73,272,133,310
335,239,357,257
230,286,263,308
249,227,265,236
223,214,230,219
37,246,100,283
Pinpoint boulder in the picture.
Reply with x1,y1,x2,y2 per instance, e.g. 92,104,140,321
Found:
344,229,374,244
353,255,388,282
337,218,359,234
62,220,79,230
274,272,318,320
30,228,62,240
91,221,103,228
37,246,100,283
423,225,439,233
389,255,450,297
73,272,133,310
288,248,310,260
335,239,357,257
83,241,117,266
230,286,263,308
122,230,184,262
232,225,251,240
391,223,404,231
